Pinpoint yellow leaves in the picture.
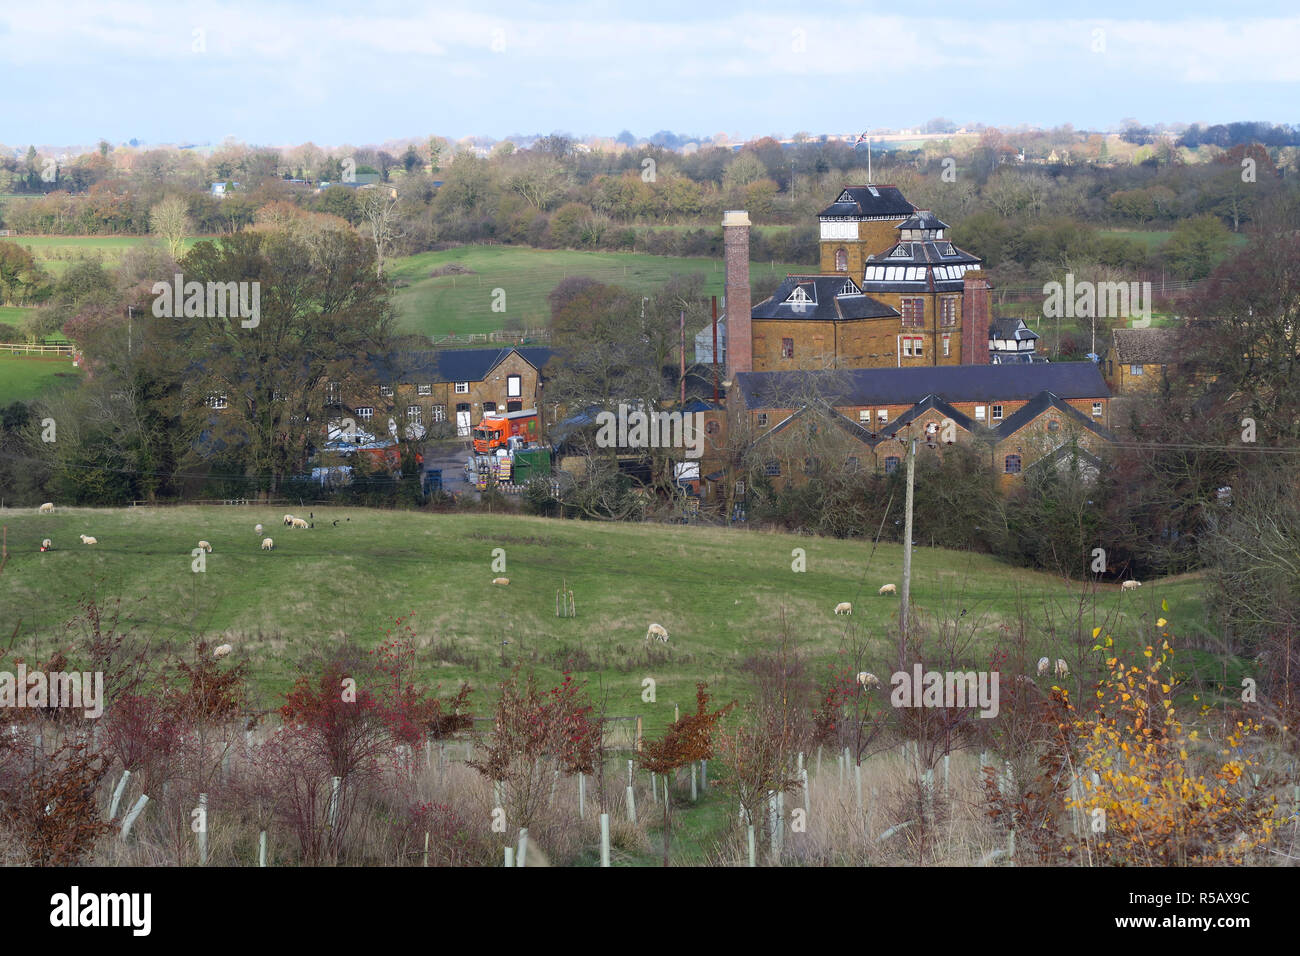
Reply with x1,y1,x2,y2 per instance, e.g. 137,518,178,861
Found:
1157,618,1167,628
1161,598,1169,613
1092,626,1102,639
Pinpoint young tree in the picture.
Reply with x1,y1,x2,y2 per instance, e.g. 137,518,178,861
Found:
149,196,193,259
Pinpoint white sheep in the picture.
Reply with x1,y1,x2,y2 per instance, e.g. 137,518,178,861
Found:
38,502,54,514
492,577,510,586
213,644,233,659
254,523,263,535
261,537,274,551
1121,580,1142,591
646,623,669,646
856,671,880,688
834,602,852,616
290,517,309,529
1036,656,1050,676
878,583,897,596
41,538,52,551
197,540,213,553
79,534,97,545
1054,659,1069,677
283,514,294,526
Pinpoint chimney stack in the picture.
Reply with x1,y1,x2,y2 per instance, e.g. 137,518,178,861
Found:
962,269,991,365
723,210,752,379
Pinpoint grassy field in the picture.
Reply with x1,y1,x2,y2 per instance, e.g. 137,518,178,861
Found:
0,354,81,405
387,246,811,337
0,505,1211,732
5,234,210,275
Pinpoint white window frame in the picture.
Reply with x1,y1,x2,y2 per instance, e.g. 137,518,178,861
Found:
507,374,522,398
1129,365,1143,376
206,393,227,410
942,334,951,357
877,409,888,423
859,409,871,423
418,384,432,396
454,382,469,394
975,405,987,421
406,404,422,422
431,404,447,422
757,413,769,427
992,404,1003,421
1092,402,1103,418
356,406,374,421
379,385,394,397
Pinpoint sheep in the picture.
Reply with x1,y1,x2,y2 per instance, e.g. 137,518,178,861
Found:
254,523,263,535
1121,580,1142,591
79,534,97,545
213,644,233,659
290,517,309,529
261,537,274,551
856,671,880,688
878,583,897,596
283,514,294,526
834,602,852,616
492,577,510,586
1054,659,1069,677
40,538,52,551
1036,656,1050,676
645,623,669,646
197,540,213,553
38,502,54,514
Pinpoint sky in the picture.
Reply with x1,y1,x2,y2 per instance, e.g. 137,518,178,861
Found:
1,0,1298,148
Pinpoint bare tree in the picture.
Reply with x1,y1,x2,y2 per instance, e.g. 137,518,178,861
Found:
149,196,193,259
359,188,404,277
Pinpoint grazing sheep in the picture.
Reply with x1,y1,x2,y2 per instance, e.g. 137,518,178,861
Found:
1036,656,1050,676
834,602,853,616
38,502,54,514
254,523,263,535
645,623,669,646
197,540,213,553
878,583,897,596
492,577,509,586
213,644,233,659
283,514,294,526
40,538,52,551
1121,580,1142,591
290,517,309,529
79,534,97,545
1054,659,1069,677
261,537,274,551
856,671,880,688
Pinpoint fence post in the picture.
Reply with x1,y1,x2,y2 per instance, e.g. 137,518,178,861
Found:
600,813,611,867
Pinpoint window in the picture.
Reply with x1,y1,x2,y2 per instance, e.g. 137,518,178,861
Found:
506,401,522,412
859,410,872,423
454,382,469,394
1004,454,1022,474
455,402,470,413
781,338,794,359
884,456,901,474
326,382,340,404
206,393,227,410
975,406,986,421
992,404,1003,421
838,278,859,296
764,460,781,476
901,298,924,328
1092,402,1103,418
845,456,860,473
356,406,374,421
1048,419,1060,432
891,244,911,258
406,405,422,423
507,375,522,398
835,248,848,271
926,422,939,436
902,336,923,357
272,389,284,402
483,401,497,414
380,385,394,397
940,297,957,327
786,286,814,308
942,334,951,357
705,420,720,435
432,404,446,422
418,384,432,396
757,413,769,427
878,409,888,423
1130,364,1143,376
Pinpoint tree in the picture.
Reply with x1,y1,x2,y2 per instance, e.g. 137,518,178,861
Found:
1162,214,1230,280
358,188,404,277
149,196,192,259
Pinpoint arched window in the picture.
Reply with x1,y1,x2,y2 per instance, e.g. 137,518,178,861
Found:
1004,454,1022,474
835,248,848,271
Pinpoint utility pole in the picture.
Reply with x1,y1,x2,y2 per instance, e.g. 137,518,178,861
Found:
679,310,685,405
899,431,917,650
127,305,133,355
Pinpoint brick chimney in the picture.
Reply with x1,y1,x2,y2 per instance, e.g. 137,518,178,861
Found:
962,269,991,365
723,210,752,378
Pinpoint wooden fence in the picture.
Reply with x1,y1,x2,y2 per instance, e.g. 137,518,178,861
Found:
0,343,75,357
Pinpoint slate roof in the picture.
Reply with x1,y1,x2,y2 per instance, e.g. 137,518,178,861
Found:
993,390,1116,442
1110,328,1180,365
861,240,982,293
372,347,554,385
751,275,899,322
897,210,950,232
879,394,981,438
990,317,1039,342
817,185,916,219
735,363,1110,409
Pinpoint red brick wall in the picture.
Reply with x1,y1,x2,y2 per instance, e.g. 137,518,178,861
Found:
724,212,752,377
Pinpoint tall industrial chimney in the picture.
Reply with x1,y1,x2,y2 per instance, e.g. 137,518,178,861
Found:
962,270,991,365
722,210,752,379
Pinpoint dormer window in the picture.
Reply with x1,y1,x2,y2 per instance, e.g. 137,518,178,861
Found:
786,286,814,307
891,244,912,258
939,243,956,256
838,278,860,296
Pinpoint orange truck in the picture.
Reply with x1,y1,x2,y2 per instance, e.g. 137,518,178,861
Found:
472,409,540,454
